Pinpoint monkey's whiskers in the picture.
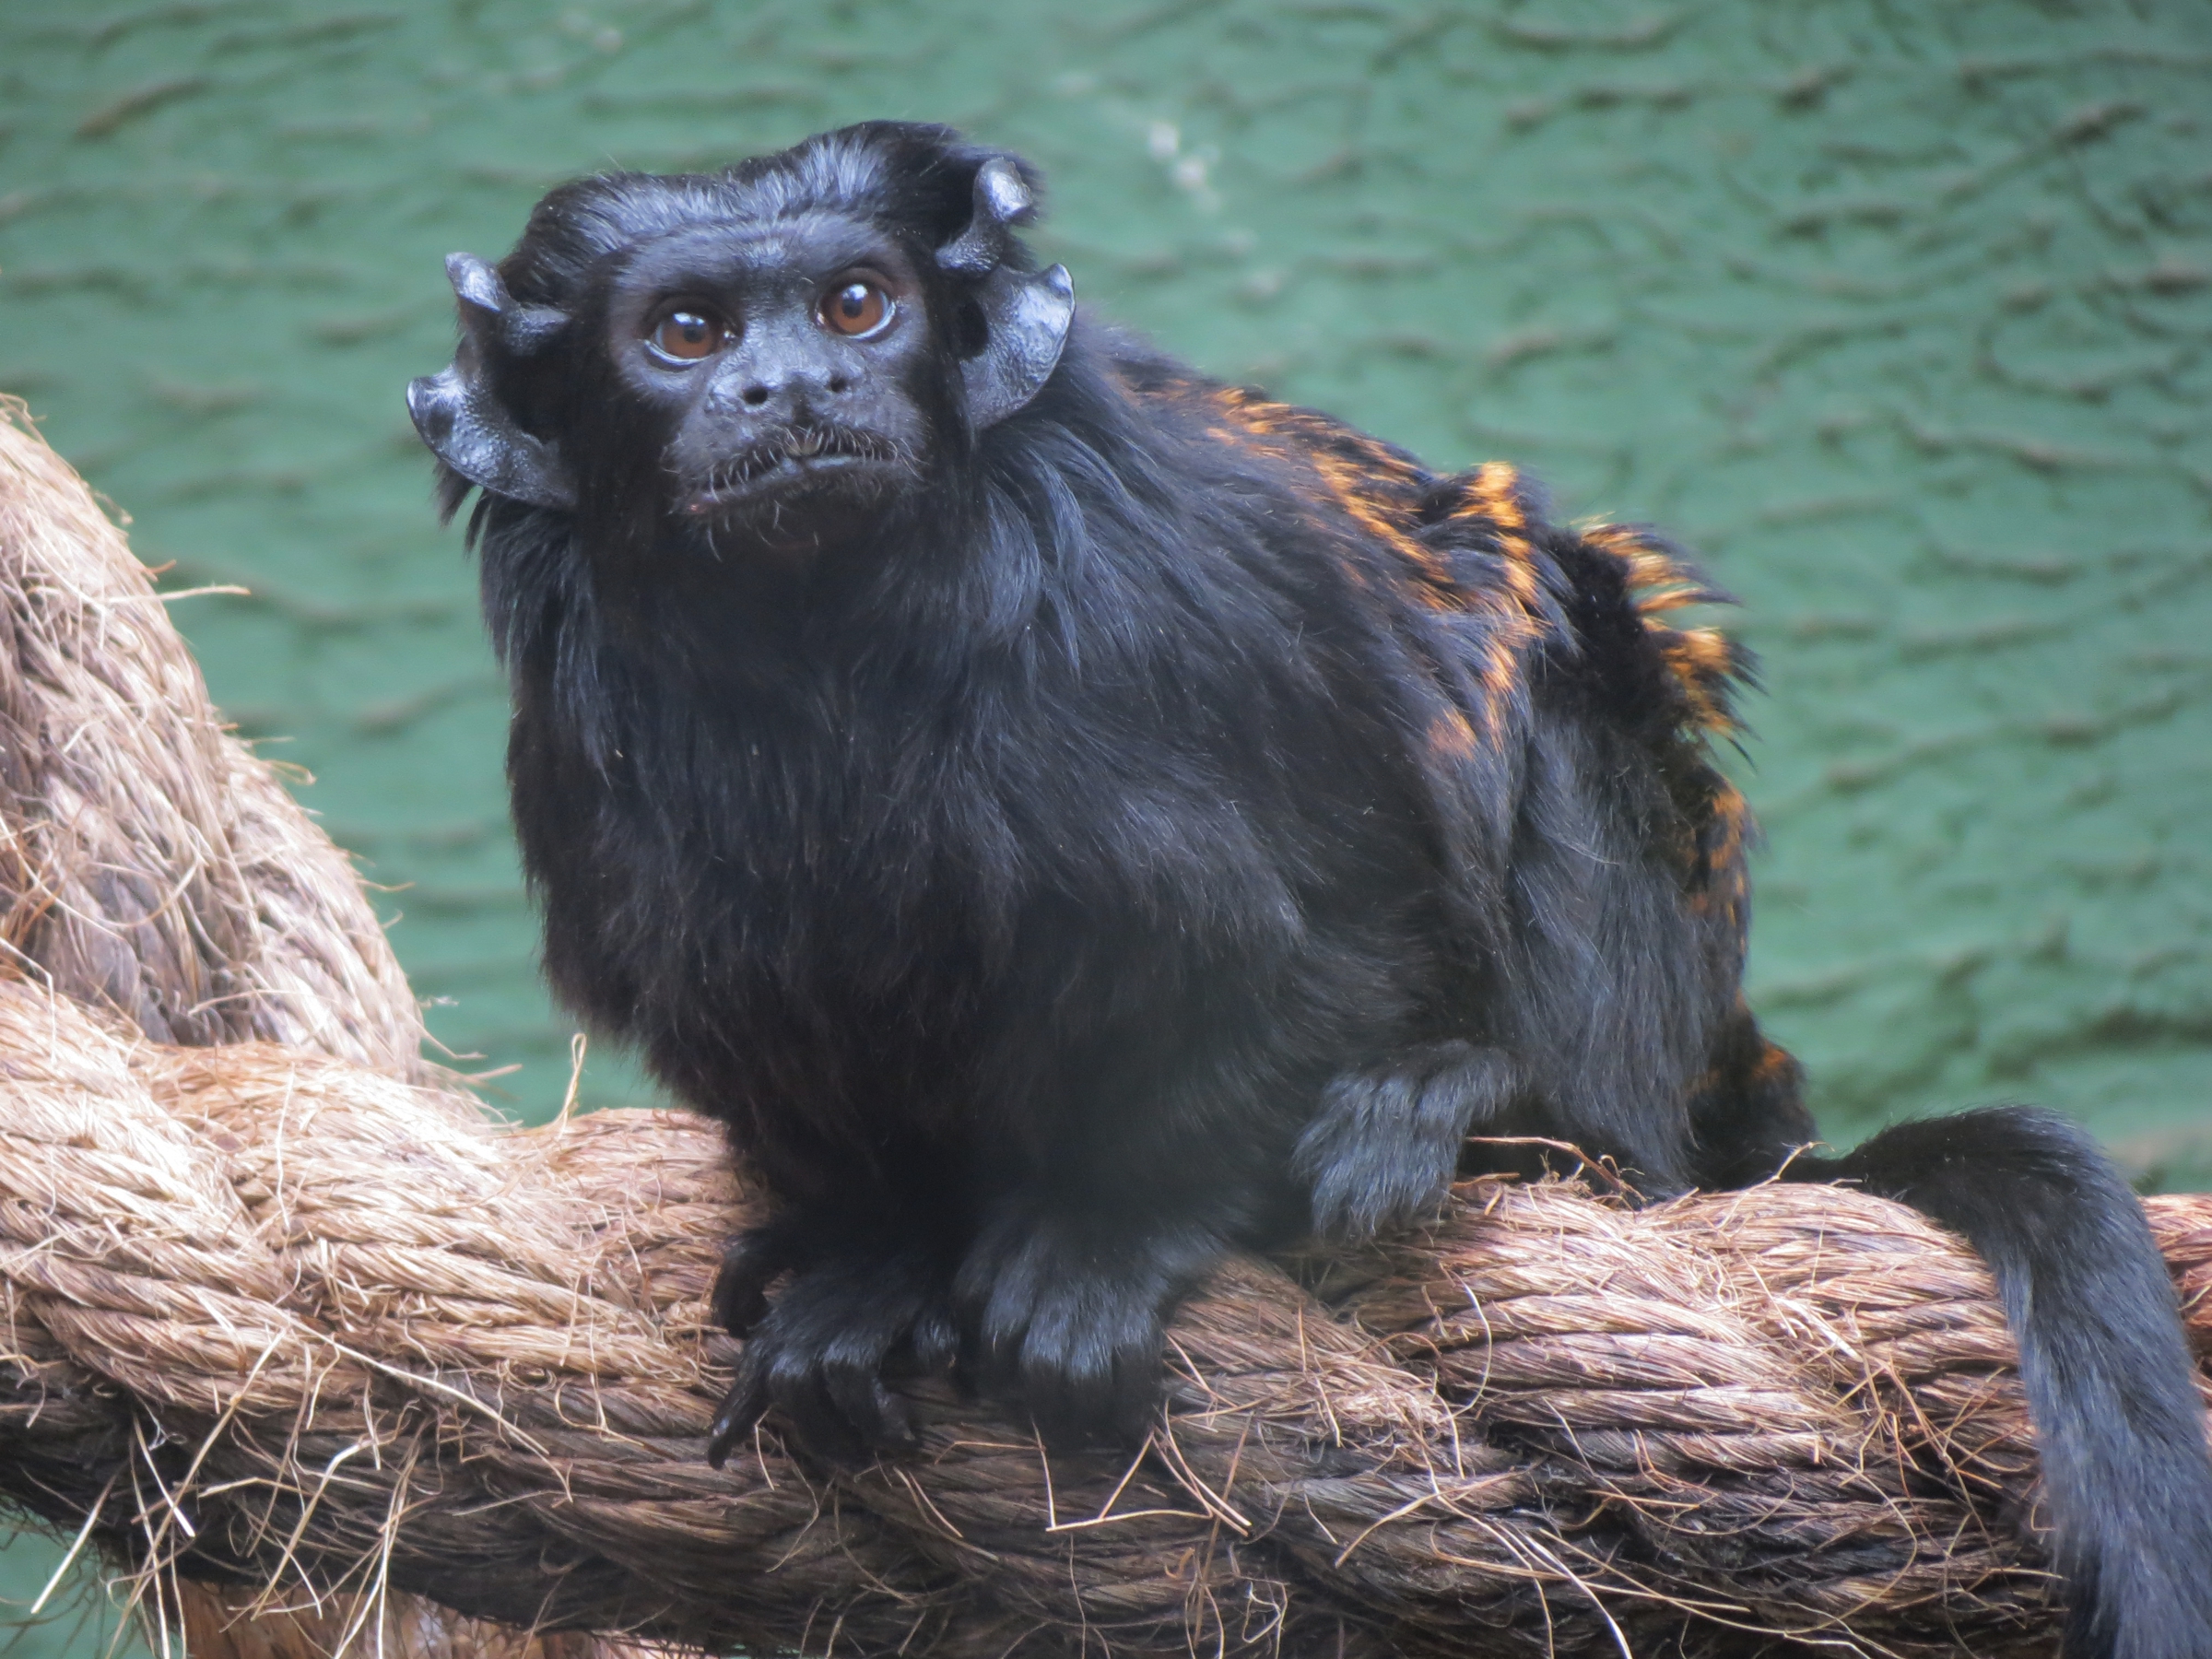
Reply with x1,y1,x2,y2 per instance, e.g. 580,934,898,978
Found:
688,423,910,513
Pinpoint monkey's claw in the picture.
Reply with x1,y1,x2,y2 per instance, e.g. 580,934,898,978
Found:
708,1326,920,1465
706,1365,909,1469
711,1222,806,1337
706,1376,765,1469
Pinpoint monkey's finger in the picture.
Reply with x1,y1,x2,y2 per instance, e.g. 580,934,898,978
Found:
712,1225,802,1335
824,1364,916,1452
705,1371,771,1469
965,1326,1024,1405
778,1372,876,1465
905,1304,961,1376
1022,1349,1129,1450
962,1266,1043,1400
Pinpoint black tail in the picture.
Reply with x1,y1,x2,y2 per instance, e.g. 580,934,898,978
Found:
1789,1106,2212,1659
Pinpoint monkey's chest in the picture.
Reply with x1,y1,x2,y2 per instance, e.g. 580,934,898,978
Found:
522,677,1439,1193
559,764,1263,1047
567,796,995,1060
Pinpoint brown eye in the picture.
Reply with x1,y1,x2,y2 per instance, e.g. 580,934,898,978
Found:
650,307,724,361
820,278,890,337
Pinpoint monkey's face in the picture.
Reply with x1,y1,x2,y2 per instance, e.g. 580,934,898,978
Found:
601,211,944,552
410,137,1076,567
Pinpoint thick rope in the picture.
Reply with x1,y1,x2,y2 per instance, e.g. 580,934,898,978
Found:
0,397,632,1656
2,973,2208,1657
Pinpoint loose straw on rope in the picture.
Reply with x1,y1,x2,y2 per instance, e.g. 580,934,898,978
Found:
1,398,2208,1659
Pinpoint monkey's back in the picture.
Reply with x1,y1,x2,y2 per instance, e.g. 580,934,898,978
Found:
1173,374,1782,1187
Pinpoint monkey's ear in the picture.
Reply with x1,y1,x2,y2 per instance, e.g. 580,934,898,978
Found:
937,156,1036,276
936,158,1074,429
962,263,1075,430
406,253,576,512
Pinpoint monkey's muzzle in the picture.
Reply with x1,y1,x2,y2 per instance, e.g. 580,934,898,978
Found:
686,425,909,518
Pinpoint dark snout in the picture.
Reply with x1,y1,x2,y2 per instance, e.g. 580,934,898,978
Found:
708,318,865,427
682,421,913,519
672,326,923,525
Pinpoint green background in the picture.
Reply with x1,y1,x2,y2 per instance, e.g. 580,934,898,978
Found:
1,0,2207,1648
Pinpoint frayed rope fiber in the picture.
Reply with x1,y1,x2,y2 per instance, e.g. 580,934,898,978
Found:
0,400,2208,1659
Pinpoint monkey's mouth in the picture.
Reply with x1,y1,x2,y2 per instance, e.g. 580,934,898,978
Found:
685,425,910,517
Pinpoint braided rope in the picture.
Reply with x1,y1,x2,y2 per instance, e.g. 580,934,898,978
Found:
0,396,624,1657
3,976,2207,1655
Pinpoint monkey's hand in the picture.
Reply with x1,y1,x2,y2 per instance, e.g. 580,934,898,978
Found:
1294,1041,1516,1241
706,1221,959,1466
954,1204,1225,1448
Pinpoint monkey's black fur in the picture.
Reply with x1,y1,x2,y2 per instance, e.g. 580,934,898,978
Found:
414,123,2212,1654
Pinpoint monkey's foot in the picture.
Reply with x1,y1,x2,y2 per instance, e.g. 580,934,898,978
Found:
954,1206,1225,1447
706,1241,958,1466
1294,1040,1515,1241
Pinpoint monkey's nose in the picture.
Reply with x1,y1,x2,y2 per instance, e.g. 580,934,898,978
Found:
726,368,853,419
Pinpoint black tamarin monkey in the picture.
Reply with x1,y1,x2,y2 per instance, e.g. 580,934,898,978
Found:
410,122,2212,1653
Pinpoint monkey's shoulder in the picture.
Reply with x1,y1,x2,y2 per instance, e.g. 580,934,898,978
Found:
1128,368,1752,754
1184,377,1751,872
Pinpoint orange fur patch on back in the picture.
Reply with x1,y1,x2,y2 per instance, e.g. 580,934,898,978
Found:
1204,386,1455,595
1433,461,1541,608
1686,777,1752,926
1583,522,1745,740
1186,386,1752,798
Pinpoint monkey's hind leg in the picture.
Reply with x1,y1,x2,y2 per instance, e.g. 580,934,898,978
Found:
1790,1107,2212,1659
1293,1040,1517,1241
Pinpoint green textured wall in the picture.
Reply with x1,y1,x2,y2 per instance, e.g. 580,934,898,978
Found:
1,0,2208,1647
